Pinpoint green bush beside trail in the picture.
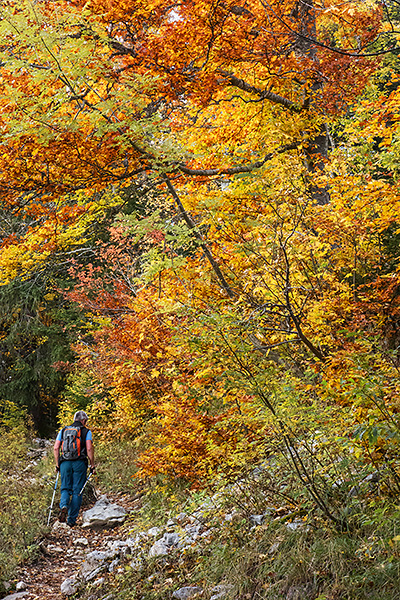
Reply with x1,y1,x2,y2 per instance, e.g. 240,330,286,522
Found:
0,402,49,587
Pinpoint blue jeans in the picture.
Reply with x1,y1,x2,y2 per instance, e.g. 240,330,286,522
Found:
59,460,87,525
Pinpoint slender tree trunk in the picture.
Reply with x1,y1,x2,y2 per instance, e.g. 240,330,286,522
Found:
294,0,330,205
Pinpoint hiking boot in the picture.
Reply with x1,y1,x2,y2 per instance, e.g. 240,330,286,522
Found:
67,522,76,528
58,506,68,523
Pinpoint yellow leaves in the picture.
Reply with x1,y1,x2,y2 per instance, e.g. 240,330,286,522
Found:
196,367,214,381
253,287,268,302
325,159,400,236
0,188,122,284
172,380,182,392
1,0,396,497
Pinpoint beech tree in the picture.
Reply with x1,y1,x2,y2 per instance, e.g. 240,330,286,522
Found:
2,0,400,522
0,0,388,271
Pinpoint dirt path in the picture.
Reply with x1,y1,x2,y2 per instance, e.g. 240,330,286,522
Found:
16,491,140,600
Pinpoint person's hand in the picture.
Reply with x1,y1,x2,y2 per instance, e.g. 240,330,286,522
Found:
90,466,96,475
55,465,60,473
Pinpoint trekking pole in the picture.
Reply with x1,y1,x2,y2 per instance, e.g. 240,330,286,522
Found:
47,471,59,526
79,471,93,496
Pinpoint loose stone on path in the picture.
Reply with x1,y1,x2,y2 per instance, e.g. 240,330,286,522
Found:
1,593,30,600
81,495,127,529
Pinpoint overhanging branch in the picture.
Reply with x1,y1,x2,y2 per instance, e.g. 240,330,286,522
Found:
178,141,300,177
162,174,236,298
220,72,303,112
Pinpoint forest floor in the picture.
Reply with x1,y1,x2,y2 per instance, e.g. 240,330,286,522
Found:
15,490,140,600
5,439,400,600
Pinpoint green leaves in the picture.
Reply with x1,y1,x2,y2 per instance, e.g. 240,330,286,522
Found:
353,422,400,446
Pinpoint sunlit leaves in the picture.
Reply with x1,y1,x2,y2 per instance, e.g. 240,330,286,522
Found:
1,0,400,503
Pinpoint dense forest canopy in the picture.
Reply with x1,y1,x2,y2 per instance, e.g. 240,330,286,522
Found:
0,0,400,527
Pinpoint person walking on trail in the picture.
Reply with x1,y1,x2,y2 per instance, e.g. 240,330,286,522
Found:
53,410,96,527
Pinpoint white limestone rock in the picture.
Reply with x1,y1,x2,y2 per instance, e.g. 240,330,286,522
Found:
172,586,203,600
149,532,180,557
80,550,111,582
74,537,89,546
210,584,234,600
61,576,79,596
81,495,127,530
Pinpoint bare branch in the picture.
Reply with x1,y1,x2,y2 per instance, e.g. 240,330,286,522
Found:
280,241,326,361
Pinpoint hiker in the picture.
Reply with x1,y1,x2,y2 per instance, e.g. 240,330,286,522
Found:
53,410,95,527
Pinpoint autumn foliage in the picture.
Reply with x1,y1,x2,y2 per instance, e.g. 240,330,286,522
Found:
1,0,400,520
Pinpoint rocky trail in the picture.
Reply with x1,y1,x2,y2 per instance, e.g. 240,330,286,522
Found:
5,490,141,600
2,441,234,600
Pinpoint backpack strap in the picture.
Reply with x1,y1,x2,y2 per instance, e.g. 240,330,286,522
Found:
80,426,88,458
59,427,66,463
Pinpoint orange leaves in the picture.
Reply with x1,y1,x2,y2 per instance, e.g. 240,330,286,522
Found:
66,0,385,116
135,384,267,485
2,0,400,494
0,0,389,279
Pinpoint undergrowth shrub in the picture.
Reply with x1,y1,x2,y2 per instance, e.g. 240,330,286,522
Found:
207,511,400,600
95,439,140,493
71,426,400,600
0,402,48,585
186,476,400,600
83,476,400,600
